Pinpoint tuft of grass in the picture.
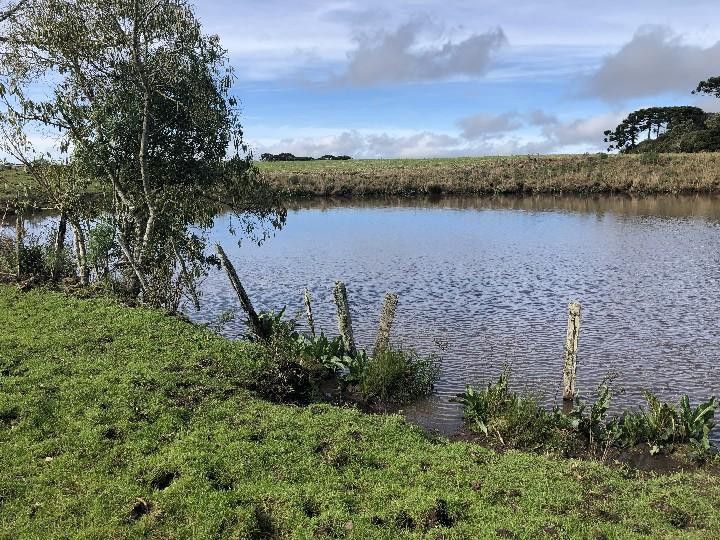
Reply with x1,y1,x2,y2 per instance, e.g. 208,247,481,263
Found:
2,285,720,538
359,347,440,404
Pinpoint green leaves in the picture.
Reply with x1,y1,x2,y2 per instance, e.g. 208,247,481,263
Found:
458,371,718,458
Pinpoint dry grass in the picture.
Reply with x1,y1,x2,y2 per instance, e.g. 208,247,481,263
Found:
4,154,720,209
258,154,720,197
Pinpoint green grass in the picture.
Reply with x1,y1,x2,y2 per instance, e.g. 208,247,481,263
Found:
5,154,720,210
259,153,720,197
0,166,106,210
2,285,720,538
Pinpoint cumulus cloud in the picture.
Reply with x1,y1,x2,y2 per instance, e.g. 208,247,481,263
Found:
458,112,522,140
254,111,626,159
336,20,507,85
258,130,464,159
586,26,720,101
528,111,626,148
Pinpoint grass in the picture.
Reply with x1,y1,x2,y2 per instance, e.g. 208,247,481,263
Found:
258,153,720,197
4,154,720,210
2,285,720,538
0,165,107,211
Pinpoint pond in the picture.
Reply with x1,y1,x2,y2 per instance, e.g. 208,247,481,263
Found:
196,194,720,434
11,194,720,435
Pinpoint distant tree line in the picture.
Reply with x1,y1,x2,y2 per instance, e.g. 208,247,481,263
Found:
260,153,352,162
604,77,720,153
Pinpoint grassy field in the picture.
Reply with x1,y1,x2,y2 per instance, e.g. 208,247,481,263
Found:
0,166,107,211
3,154,720,210
258,154,720,197
2,285,720,538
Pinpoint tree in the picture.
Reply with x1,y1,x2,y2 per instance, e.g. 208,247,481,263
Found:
604,107,708,153
694,77,720,99
1,0,285,306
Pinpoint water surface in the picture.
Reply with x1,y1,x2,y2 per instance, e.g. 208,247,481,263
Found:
196,195,720,434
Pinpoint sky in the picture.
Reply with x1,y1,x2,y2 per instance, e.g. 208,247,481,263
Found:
190,0,720,158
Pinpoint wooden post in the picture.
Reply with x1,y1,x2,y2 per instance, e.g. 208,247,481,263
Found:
563,302,581,405
373,292,398,356
216,243,266,340
303,288,316,337
332,281,356,356
15,211,23,282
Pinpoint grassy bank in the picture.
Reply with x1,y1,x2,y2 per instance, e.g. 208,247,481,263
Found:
258,154,720,197
4,154,720,211
1,286,720,538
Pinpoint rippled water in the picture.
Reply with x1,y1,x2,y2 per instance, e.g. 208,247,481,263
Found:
191,195,720,434
11,195,720,435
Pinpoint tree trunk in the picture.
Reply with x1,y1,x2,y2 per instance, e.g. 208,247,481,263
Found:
373,292,398,357
15,211,23,281
51,211,67,282
70,220,89,286
563,302,582,406
303,289,316,337
333,281,357,357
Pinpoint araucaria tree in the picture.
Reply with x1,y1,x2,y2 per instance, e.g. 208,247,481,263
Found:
0,0,285,306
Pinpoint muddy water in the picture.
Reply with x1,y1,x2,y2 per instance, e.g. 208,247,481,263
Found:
192,194,720,434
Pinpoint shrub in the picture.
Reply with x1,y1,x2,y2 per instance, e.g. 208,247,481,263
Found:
359,347,439,404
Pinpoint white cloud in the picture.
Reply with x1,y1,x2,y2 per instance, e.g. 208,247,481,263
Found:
335,20,507,85
251,109,624,158
530,111,627,149
458,112,521,140
586,26,720,101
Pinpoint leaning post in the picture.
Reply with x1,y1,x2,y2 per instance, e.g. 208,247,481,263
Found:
373,292,398,356
563,302,582,407
215,243,266,340
332,281,357,356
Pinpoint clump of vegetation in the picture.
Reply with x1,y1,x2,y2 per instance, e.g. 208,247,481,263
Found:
238,306,439,406
359,347,440,404
457,370,719,459
604,77,720,154
456,369,582,454
609,393,719,456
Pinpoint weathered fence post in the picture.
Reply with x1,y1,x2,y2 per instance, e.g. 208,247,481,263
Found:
563,302,582,406
304,288,316,337
332,281,356,356
373,292,398,356
216,243,266,340
15,211,23,282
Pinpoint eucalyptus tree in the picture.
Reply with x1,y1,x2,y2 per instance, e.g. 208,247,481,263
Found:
1,0,285,306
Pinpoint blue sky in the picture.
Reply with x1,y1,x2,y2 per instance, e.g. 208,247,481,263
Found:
189,1,720,158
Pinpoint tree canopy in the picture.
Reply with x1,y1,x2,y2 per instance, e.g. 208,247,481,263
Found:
0,0,285,307
604,77,720,154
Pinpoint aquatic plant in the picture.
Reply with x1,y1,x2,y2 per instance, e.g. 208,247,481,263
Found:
458,371,719,458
